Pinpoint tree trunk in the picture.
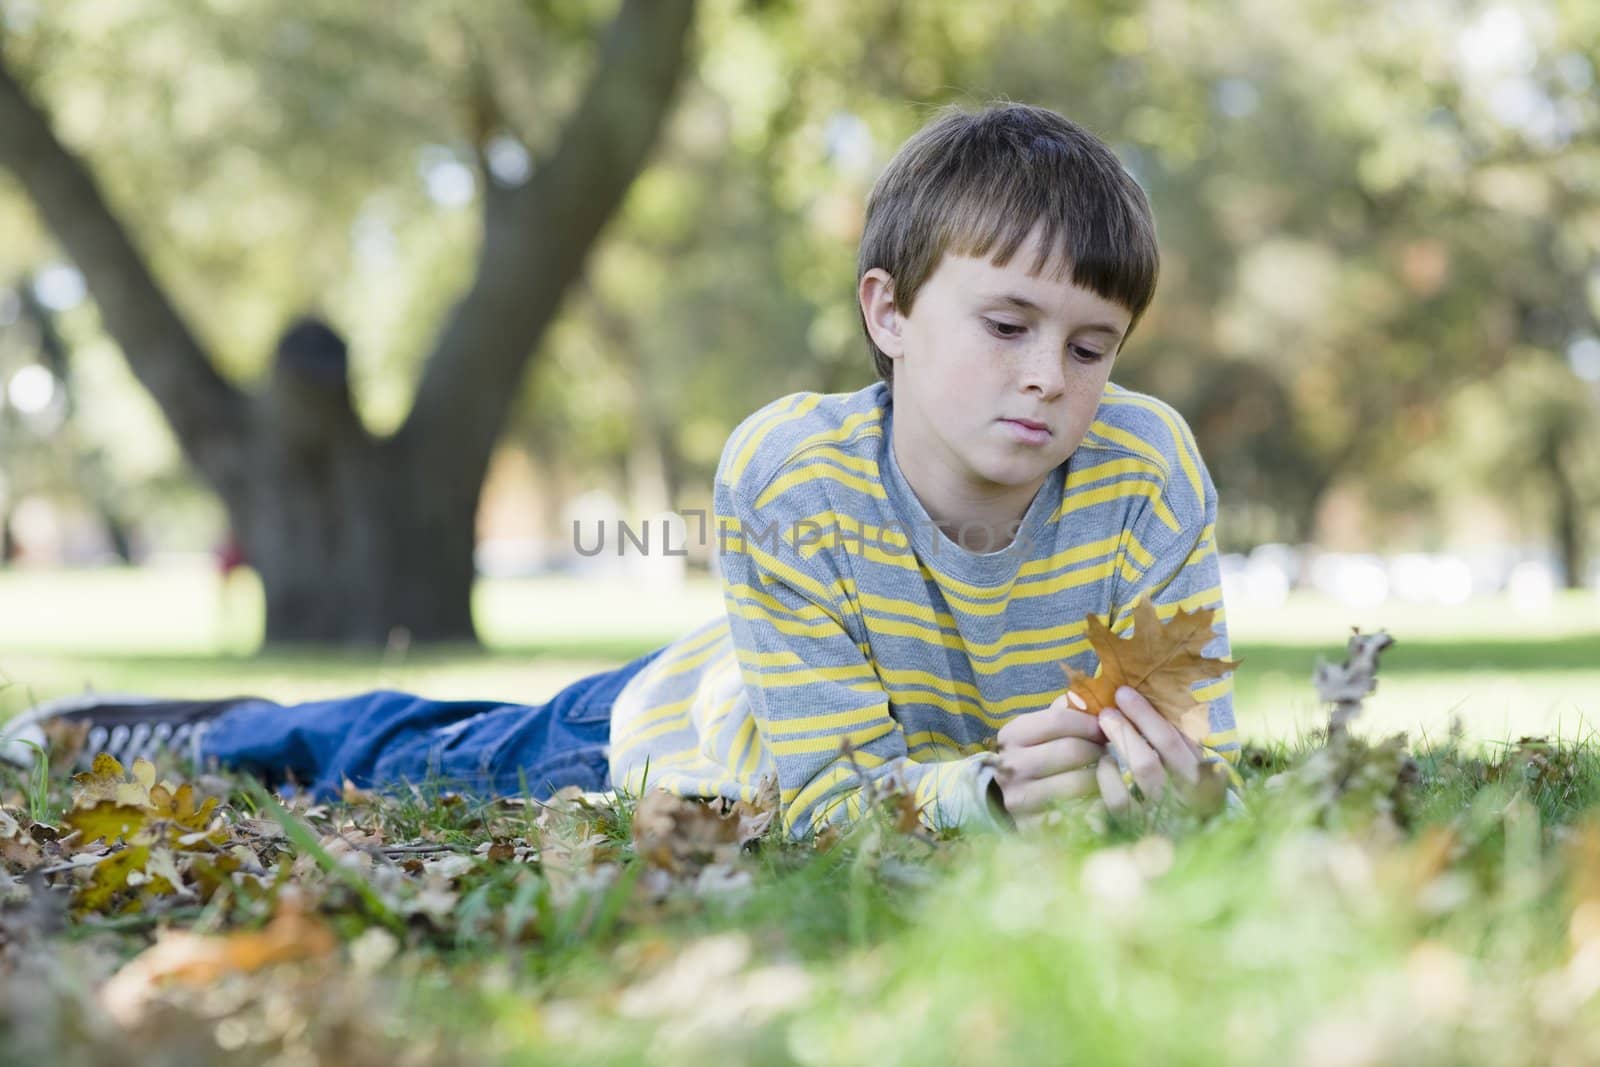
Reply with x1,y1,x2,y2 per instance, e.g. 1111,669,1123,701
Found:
236,437,479,645
0,0,698,646
1547,447,1586,590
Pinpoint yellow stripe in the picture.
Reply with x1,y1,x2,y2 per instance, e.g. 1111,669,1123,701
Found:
756,460,888,510
653,630,729,680
720,394,808,483
767,719,898,757
1062,480,1180,534
725,394,824,484
906,729,984,758
1084,420,1169,477
729,608,841,641
739,663,879,689
1112,583,1224,630
1102,390,1205,507
621,709,696,748
786,409,884,458
729,713,759,779
1064,455,1165,491
611,692,696,742
1016,533,1123,577
764,704,890,736
723,583,831,623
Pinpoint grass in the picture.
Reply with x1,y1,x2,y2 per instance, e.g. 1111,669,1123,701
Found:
1,566,1599,1063
1,564,1595,748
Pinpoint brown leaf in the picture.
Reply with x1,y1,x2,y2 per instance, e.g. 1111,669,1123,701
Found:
631,789,743,875
41,718,90,770
99,893,338,1025
1061,594,1240,740
0,807,45,871
729,775,780,846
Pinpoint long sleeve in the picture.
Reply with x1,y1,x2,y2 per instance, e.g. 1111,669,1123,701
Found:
1107,423,1243,789
714,473,1008,841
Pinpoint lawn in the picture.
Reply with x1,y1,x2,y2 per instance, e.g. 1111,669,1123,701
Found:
2,565,1595,748
1,566,1599,1065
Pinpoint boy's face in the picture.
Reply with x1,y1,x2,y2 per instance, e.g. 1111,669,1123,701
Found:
860,222,1132,503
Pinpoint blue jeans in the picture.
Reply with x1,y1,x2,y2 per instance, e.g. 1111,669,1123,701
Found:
199,646,666,801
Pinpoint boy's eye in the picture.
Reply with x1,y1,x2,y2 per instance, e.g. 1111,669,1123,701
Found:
983,318,1026,338
1071,345,1107,363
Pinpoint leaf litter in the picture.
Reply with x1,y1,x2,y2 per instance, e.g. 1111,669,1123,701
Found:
4,625,1600,1062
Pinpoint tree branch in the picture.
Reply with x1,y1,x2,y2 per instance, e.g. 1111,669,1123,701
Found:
0,54,251,497
400,0,697,487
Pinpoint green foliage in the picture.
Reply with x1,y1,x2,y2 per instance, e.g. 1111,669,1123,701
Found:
3,0,1596,561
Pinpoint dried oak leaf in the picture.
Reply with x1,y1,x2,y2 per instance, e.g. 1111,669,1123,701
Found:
1060,594,1240,741
0,807,46,871
99,893,338,1026
631,789,745,874
71,753,162,809
64,803,151,848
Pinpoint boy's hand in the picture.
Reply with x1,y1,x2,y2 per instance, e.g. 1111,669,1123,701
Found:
1095,686,1223,815
993,694,1108,828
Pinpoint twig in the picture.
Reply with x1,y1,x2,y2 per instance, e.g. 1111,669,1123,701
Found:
1315,629,1396,740
382,843,472,856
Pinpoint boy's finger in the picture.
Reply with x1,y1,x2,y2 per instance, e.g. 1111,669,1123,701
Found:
1097,753,1133,813
1005,767,1099,815
1101,710,1166,801
998,696,1107,748
998,737,1105,784
1113,687,1200,787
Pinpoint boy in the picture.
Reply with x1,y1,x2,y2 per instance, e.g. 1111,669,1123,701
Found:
1,103,1240,840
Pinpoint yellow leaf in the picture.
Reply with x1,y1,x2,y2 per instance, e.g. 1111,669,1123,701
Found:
76,844,151,913
151,783,220,834
65,802,151,847
71,752,128,807
1061,594,1241,741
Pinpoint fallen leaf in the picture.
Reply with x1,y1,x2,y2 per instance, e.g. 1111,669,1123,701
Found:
76,845,152,913
1061,594,1240,740
0,808,45,871
71,754,166,810
41,718,90,769
631,789,744,875
64,802,151,848
99,893,338,1025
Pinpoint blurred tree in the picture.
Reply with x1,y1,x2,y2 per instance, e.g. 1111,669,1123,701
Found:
669,0,1600,554
0,0,696,644
1419,352,1600,587
0,0,1594,623
7,275,136,563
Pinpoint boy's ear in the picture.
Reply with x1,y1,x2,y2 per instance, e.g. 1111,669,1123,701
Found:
858,268,905,359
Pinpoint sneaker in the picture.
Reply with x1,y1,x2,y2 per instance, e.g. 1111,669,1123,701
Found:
0,692,257,773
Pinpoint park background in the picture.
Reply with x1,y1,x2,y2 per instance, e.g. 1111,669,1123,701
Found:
0,0,1594,745
1,2,1600,1064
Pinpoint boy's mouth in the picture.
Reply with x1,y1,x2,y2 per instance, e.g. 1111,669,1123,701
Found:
1000,417,1052,445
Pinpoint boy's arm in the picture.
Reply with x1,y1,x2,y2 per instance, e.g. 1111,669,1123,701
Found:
1107,445,1243,791
715,476,1009,841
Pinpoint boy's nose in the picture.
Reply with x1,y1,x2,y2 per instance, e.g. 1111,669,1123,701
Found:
1018,346,1067,397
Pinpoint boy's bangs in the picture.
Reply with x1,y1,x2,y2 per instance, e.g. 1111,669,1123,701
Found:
941,180,1158,318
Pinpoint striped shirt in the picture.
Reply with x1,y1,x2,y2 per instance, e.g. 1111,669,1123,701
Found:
607,379,1240,840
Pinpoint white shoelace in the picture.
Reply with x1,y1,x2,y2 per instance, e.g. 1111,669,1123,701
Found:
81,720,209,770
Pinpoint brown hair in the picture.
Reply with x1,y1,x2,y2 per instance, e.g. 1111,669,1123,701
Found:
857,102,1160,385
